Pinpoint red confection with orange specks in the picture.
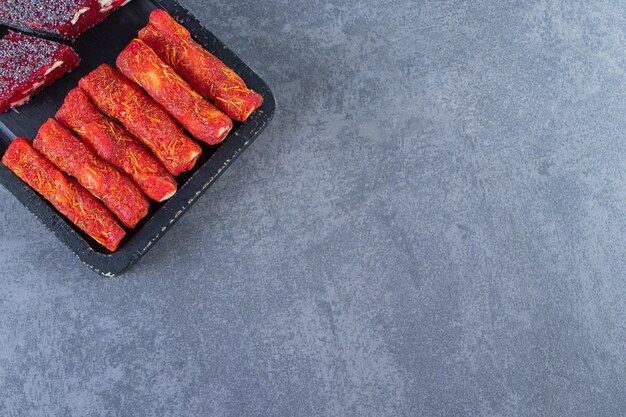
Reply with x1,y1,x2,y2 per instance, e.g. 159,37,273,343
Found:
139,9,263,122
117,39,232,145
2,138,125,251
33,119,150,229
79,64,202,176
56,88,178,202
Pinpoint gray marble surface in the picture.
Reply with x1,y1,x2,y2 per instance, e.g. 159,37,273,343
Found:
2,0,626,415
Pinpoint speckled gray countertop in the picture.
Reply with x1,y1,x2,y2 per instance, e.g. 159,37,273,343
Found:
1,0,625,415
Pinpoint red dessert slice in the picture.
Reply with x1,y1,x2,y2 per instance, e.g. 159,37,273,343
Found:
0,0,133,40
0,32,80,113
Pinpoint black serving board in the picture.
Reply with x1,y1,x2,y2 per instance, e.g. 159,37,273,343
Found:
0,0,275,276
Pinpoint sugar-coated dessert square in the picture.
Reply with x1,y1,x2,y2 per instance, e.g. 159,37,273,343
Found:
0,0,132,40
0,32,80,113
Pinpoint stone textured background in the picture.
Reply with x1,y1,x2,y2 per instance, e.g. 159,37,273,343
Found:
2,0,626,415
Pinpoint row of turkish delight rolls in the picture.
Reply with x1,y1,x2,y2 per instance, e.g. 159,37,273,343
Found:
2,10,263,251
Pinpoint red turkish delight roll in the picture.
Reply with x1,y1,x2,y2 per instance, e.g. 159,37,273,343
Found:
139,10,263,122
79,64,201,176
0,0,133,40
2,138,125,251
56,88,177,202
0,32,80,113
117,39,232,145
33,119,149,228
